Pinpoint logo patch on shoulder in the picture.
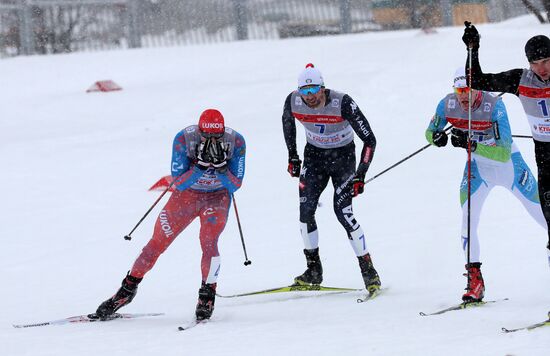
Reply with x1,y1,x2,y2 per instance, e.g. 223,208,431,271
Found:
448,99,456,109
332,99,340,107
483,102,492,112
295,96,303,106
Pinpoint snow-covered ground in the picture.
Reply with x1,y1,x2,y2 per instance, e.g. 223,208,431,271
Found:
1,15,549,356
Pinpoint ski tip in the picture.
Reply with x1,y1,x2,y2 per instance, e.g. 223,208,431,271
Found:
356,288,383,303
419,312,427,317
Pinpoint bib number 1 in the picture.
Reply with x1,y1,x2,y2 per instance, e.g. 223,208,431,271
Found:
537,99,549,117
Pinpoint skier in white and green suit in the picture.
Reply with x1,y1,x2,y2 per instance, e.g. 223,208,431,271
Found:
426,68,548,303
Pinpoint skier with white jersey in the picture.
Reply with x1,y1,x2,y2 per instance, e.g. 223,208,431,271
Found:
282,63,381,295
463,22,550,267
426,68,548,302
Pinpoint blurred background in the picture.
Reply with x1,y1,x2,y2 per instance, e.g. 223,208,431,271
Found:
0,0,546,58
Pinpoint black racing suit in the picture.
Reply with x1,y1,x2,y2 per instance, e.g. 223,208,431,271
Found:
282,90,376,235
467,50,550,248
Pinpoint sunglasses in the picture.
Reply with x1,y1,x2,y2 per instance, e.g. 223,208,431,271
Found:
454,87,471,94
299,85,322,96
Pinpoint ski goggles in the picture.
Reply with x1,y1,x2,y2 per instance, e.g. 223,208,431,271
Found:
454,86,471,94
298,85,322,96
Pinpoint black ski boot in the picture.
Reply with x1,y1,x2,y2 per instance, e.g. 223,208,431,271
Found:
95,273,142,319
358,253,381,294
294,248,323,285
195,282,216,321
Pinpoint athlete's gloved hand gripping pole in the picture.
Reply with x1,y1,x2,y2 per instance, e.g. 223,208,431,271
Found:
352,173,365,197
287,154,302,177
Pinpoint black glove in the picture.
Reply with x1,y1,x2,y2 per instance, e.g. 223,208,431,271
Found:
451,128,477,152
196,141,212,170
462,21,480,50
432,131,448,147
288,154,302,177
207,140,228,171
351,173,365,197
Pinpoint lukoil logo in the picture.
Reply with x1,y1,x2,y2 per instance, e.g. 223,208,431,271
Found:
201,122,223,129
159,210,174,238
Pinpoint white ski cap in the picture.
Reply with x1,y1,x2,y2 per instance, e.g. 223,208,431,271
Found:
453,67,467,88
298,63,324,88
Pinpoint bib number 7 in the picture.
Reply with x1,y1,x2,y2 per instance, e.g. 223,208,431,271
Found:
314,124,326,134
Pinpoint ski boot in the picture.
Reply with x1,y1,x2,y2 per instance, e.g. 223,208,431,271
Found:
462,262,485,302
294,248,323,285
95,273,142,319
358,253,381,294
195,282,216,321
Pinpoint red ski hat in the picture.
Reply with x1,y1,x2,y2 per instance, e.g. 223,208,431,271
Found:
198,109,225,138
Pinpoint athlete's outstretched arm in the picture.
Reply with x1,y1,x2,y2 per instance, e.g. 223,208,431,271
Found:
342,95,376,177
466,49,523,94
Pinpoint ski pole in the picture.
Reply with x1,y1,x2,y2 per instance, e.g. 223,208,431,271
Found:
365,126,452,184
512,135,533,139
466,46,473,271
232,194,251,266
123,175,181,241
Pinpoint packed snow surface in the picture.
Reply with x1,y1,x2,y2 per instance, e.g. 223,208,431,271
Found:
1,15,549,356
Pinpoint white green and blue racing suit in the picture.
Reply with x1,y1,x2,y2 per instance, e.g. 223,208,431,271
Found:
426,92,547,263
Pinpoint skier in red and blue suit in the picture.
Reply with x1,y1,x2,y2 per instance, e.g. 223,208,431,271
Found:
95,109,245,322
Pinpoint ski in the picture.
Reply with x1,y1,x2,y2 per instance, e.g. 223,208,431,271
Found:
177,319,208,331
13,312,164,329
419,298,508,316
216,284,361,298
356,287,385,303
502,312,550,333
